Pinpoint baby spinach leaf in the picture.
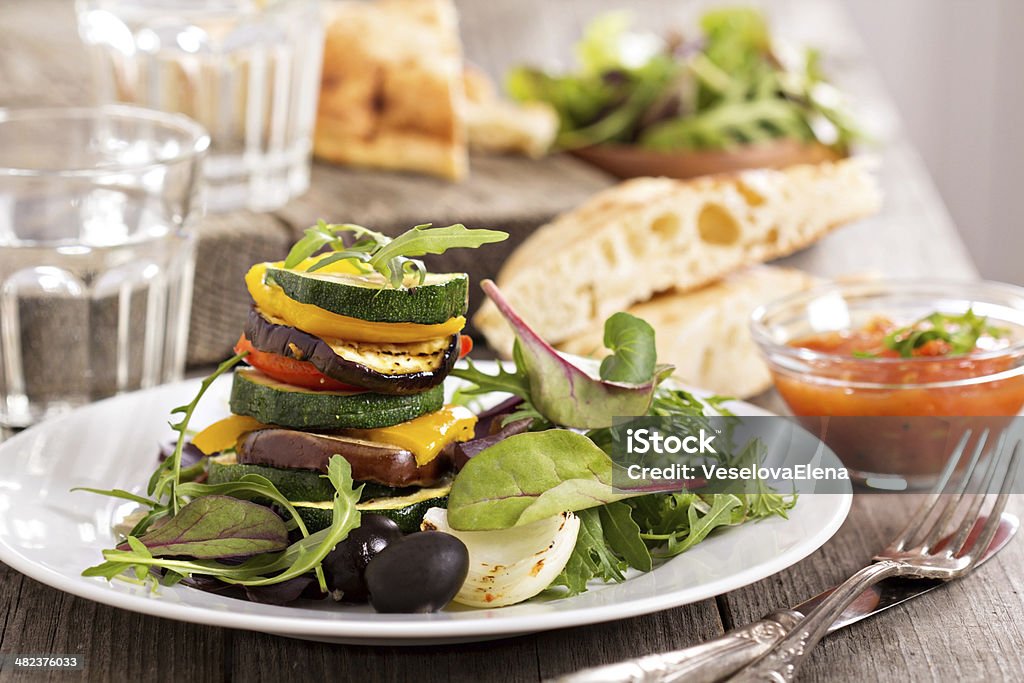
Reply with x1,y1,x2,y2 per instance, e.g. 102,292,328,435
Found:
599,501,652,571
478,280,673,429
447,430,643,531
599,312,658,384
130,495,289,559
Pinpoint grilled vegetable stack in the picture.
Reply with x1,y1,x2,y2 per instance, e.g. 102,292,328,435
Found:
191,222,508,533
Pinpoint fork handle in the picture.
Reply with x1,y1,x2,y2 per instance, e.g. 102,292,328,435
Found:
547,610,802,683
730,561,902,682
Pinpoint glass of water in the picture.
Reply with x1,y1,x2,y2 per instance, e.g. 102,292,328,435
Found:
76,0,324,213
0,105,208,427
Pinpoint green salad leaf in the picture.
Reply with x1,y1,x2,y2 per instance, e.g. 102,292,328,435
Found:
883,308,1008,358
446,430,642,531
549,508,627,596
83,457,362,588
128,495,289,559
283,220,508,288
78,357,364,594
599,312,659,383
599,501,652,571
452,280,672,429
147,352,246,514
507,8,862,152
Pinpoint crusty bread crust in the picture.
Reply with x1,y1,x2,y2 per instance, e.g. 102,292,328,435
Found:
315,0,468,180
463,65,557,158
474,158,881,355
559,267,818,398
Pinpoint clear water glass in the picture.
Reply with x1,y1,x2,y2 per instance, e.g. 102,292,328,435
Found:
0,106,208,427
76,0,324,213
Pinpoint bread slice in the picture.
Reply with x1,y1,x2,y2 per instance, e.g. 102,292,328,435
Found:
463,66,557,158
559,267,818,398
474,158,880,354
315,0,468,180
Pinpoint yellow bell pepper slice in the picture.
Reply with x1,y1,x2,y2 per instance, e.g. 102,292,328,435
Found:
245,263,465,343
346,405,478,466
192,415,270,455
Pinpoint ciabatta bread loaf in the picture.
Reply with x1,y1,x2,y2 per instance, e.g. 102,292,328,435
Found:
316,0,467,180
559,267,817,398
474,158,880,354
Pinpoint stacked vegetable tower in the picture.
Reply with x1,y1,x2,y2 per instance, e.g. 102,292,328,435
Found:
190,222,507,533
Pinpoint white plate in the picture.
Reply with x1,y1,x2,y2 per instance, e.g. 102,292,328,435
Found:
0,364,851,645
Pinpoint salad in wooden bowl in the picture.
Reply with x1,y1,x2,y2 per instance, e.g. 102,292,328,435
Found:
508,8,861,179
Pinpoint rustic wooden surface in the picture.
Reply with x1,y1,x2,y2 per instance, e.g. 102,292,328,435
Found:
2,1,1023,682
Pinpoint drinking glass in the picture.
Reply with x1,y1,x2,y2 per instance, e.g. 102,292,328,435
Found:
76,0,324,213
0,105,208,427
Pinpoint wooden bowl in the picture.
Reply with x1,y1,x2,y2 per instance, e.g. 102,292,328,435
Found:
570,139,843,180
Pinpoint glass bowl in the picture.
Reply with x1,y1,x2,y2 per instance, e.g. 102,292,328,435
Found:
750,279,1024,489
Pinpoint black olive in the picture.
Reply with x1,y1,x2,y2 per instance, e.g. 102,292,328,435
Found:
365,532,469,613
322,514,404,602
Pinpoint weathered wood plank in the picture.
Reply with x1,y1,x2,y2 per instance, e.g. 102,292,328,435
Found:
225,601,724,683
0,569,226,683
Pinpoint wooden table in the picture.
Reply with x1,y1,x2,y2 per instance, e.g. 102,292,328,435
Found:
2,1,1022,681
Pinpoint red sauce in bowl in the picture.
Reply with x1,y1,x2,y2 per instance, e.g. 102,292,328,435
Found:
772,315,1024,482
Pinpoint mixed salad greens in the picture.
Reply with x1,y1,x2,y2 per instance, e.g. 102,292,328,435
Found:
77,221,793,612
507,8,861,153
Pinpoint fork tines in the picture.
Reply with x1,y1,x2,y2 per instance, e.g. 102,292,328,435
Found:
889,428,1021,566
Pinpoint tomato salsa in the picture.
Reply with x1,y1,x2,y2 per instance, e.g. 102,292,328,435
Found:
776,311,1024,416
770,310,1024,481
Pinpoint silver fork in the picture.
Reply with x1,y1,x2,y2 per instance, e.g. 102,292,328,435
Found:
731,429,1021,682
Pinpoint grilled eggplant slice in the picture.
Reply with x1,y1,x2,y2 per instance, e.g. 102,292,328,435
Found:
245,308,459,395
237,428,452,487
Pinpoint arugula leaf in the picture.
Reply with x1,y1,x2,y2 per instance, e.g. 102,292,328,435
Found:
599,312,658,383
83,456,362,588
369,224,510,287
664,495,744,556
150,352,246,513
599,501,652,571
450,352,548,429
283,221,508,289
129,495,289,559
71,488,158,507
283,221,389,269
550,509,626,597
